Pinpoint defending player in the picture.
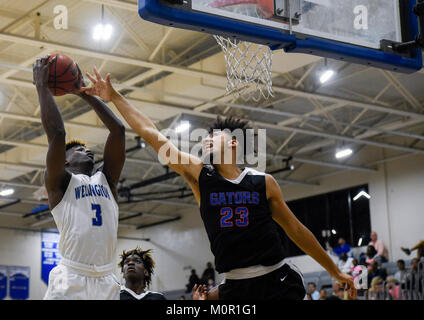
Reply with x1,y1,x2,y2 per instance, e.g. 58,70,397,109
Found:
81,68,356,300
33,57,126,300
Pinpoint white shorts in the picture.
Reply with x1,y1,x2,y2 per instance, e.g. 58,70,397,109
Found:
43,263,120,300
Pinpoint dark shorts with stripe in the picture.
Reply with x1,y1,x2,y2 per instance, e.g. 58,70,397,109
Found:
218,263,306,300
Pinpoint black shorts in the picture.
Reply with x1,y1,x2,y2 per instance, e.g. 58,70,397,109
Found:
218,263,306,300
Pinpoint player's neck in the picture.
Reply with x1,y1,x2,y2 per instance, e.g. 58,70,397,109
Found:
66,165,93,176
214,163,243,181
125,281,146,295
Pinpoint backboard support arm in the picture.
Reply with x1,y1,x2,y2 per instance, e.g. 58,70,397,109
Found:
381,0,424,56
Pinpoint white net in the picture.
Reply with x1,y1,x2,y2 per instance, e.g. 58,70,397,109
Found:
214,35,273,102
210,3,273,102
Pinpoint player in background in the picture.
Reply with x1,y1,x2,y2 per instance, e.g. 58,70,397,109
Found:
119,247,166,300
81,68,356,300
33,57,126,299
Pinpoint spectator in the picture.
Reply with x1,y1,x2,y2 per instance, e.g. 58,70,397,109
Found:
186,269,200,293
319,288,327,300
386,277,401,300
337,253,354,274
368,232,389,264
327,281,344,300
367,260,387,288
350,259,359,275
119,247,166,300
307,282,320,300
401,240,424,261
179,295,186,300
368,277,391,300
207,278,215,292
201,262,215,284
365,245,378,266
358,252,367,265
305,293,312,300
405,258,423,294
394,259,407,285
327,237,352,258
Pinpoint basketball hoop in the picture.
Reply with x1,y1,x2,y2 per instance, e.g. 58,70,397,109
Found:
208,0,274,102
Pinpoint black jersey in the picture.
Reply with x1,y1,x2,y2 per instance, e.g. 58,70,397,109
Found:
199,165,285,273
120,287,166,300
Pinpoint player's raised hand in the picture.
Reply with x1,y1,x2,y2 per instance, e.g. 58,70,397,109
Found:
332,270,357,299
33,55,55,88
191,284,208,300
81,66,115,101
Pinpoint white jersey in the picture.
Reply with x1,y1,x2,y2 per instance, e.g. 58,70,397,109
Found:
51,171,119,267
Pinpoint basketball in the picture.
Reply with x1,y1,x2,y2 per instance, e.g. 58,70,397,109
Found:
47,53,82,96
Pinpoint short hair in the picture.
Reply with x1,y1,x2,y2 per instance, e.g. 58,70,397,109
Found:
119,247,155,288
367,245,377,256
208,116,249,136
397,259,405,265
208,116,250,158
65,139,87,151
308,282,316,287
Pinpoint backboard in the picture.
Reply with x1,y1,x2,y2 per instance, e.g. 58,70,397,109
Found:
138,0,423,73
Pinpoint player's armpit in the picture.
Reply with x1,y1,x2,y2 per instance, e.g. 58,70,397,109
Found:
266,174,303,237
266,174,348,283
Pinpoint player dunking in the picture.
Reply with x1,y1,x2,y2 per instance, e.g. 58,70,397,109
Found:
33,57,126,300
81,69,357,300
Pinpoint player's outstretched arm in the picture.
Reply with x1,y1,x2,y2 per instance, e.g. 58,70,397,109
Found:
33,55,71,209
265,174,357,299
79,67,126,198
81,71,203,182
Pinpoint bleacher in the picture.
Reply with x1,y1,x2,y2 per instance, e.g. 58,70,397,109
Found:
302,259,423,300
162,260,423,300
162,288,190,300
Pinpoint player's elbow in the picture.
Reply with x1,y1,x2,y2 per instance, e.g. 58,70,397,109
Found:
108,124,125,140
116,122,126,136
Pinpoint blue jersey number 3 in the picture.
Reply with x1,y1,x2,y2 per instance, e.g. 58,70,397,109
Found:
91,204,102,226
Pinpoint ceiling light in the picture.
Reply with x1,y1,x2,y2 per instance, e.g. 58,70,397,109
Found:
358,237,363,246
0,188,14,196
335,148,353,159
93,23,113,41
175,121,190,133
331,229,337,235
319,69,335,84
353,190,371,201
